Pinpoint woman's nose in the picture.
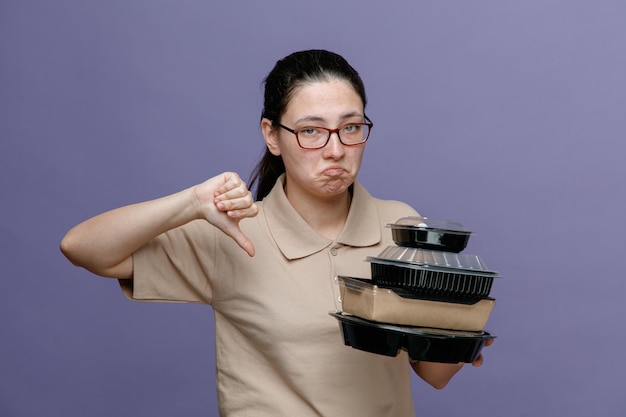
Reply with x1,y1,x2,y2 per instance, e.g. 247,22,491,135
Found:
324,132,345,157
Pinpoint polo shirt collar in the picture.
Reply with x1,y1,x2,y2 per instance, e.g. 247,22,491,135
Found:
262,175,382,260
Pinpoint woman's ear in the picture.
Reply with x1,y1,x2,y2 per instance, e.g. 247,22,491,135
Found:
261,118,281,156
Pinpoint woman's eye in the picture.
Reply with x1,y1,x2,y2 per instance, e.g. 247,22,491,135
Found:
343,125,360,133
300,128,319,136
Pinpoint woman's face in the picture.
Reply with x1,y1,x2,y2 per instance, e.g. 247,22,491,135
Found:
262,78,366,201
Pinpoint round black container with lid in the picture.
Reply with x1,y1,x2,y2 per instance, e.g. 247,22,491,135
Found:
388,216,472,253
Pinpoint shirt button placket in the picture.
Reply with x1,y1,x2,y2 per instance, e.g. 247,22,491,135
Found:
329,245,342,308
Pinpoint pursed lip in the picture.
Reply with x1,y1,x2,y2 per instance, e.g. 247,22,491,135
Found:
322,166,346,176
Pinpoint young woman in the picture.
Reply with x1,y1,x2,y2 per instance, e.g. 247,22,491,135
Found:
61,49,489,416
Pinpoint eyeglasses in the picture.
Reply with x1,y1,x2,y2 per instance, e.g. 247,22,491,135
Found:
276,116,373,149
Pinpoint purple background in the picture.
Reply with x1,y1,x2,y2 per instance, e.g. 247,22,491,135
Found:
2,1,625,416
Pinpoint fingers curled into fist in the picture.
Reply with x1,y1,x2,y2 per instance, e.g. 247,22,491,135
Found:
213,173,258,219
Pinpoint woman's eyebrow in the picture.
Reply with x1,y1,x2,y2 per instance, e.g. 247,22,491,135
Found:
294,116,326,125
294,112,364,125
339,111,364,121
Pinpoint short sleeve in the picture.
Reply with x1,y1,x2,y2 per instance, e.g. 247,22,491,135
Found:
119,220,217,304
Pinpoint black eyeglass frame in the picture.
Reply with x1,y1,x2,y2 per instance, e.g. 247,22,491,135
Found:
275,116,373,149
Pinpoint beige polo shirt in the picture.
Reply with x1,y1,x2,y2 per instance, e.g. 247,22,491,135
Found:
122,175,419,417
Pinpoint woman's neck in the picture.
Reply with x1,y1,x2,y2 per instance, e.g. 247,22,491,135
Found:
284,184,352,241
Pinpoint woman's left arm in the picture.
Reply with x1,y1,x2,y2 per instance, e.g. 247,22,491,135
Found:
411,339,494,389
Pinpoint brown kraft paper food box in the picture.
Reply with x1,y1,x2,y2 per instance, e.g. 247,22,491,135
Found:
339,277,495,332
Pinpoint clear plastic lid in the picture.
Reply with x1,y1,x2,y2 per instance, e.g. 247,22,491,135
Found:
366,246,499,277
388,216,471,235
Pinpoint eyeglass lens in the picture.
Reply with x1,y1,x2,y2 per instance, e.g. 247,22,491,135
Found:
297,124,370,149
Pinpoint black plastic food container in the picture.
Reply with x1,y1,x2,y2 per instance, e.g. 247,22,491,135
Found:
389,216,472,252
331,312,494,363
367,247,500,302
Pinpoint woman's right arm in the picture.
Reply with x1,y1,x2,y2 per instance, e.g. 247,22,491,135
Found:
60,172,258,279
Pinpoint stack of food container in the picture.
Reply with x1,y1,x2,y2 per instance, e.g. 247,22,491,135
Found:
331,216,499,363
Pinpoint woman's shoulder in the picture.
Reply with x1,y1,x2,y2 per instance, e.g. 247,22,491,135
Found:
354,181,420,222
372,197,420,220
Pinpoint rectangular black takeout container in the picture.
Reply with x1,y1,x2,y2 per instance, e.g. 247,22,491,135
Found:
367,247,500,302
331,312,494,363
